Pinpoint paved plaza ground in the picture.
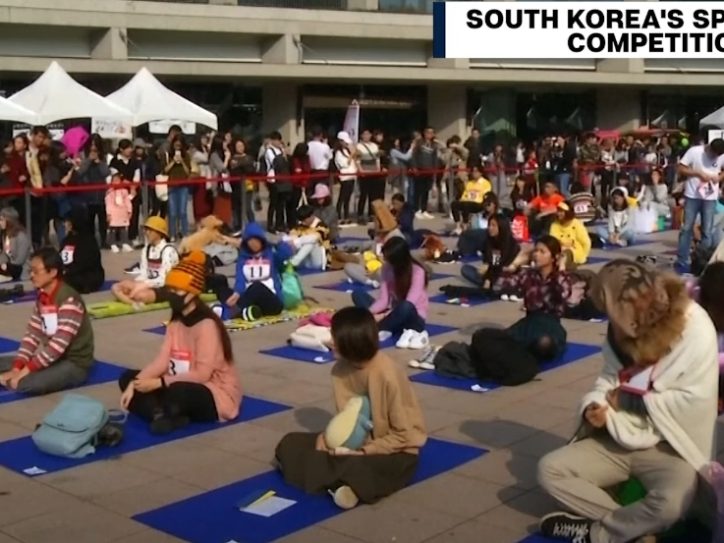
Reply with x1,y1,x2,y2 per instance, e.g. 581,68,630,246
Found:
0,221,716,543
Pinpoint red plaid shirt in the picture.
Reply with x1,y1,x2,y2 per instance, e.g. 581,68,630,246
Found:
501,268,572,318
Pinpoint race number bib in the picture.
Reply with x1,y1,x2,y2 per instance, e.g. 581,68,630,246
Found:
148,260,161,280
574,203,589,215
40,305,58,336
243,257,275,291
169,349,191,376
60,245,75,265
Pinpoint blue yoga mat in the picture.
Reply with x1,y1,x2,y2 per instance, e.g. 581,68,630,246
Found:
5,280,116,304
336,235,369,245
315,272,454,294
410,342,601,393
0,336,19,353
144,325,166,336
0,395,290,476
0,360,126,406
429,293,493,307
260,324,459,365
134,437,486,543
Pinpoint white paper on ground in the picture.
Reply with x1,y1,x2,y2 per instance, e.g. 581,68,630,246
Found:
23,466,47,476
241,496,296,517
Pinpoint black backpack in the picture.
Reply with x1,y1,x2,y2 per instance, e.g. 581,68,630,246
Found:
470,328,538,386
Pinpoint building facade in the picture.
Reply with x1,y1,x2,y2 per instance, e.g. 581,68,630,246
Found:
0,0,723,144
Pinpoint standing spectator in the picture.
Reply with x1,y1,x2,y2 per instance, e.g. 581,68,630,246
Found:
190,135,212,224
109,139,142,246
0,207,31,282
551,136,576,198
76,140,110,248
389,138,414,203
158,125,183,157
410,127,440,219
291,142,311,206
307,127,332,193
229,138,256,229
486,144,509,206
264,131,285,232
269,141,294,233
49,143,74,244
4,135,30,221
577,132,601,192
675,138,724,272
441,136,469,214
161,135,194,242
522,149,539,190
515,142,526,174
464,127,483,170
105,170,133,253
600,138,617,210
356,129,382,225
375,130,390,203
334,131,357,225
209,135,232,226
145,144,166,219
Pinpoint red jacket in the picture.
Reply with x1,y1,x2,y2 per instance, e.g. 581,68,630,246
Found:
292,156,311,189
5,152,28,190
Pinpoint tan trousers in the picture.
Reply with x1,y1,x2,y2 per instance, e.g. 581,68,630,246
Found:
538,434,698,543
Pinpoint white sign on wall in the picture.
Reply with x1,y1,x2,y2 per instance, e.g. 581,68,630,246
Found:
148,120,196,135
92,119,133,140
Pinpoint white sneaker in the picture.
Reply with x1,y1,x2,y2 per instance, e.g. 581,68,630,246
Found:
415,211,425,220
331,486,359,510
500,294,510,301
409,330,430,350
111,244,120,254
396,329,415,349
121,243,133,253
378,330,393,343
422,212,435,219
509,294,522,302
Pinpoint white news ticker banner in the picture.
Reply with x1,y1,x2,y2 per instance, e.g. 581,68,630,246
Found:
433,2,724,59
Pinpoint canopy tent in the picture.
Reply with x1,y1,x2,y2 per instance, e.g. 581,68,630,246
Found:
9,61,131,125
700,106,724,129
0,96,37,124
106,67,218,130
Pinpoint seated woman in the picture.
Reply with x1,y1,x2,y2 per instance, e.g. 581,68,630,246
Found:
288,205,331,271
497,235,571,361
352,237,429,350
456,192,502,257
698,262,724,410
596,187,636,247
118,251,242,435
527,181,565,237
310,184,339,243
112,216,179,306
451,165,492,236
537,260,717,543
213,221,293,321
60,206,105,294
0,207,31,282
549,201,592,268
643,167,671,219
461,215,522,292
275,306,427,509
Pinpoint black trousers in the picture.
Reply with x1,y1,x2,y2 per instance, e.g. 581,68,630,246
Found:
87,203,108,247
337,180,354,220
600,170,615,210
267,183,278,231
414,175,434,213
128,194,142,242
214,281,283,317
451,201,485,223
357,177,373,220
118,369,218,422
369,174,386,206
275,432,418,504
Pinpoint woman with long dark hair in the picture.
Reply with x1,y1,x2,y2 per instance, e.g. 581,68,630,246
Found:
351,236,430,349
498,235,571,361
0,206,31,281
208,134,232,225
461,214,520,292
291,142,311,225
162,135,194,241
334,131,357,225
118,251,241,435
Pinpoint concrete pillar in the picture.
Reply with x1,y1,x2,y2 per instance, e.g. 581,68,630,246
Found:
262,34,300,65
427,85,466,140
262,83,303,148
90,28,127,60
597,59,644,74
345,0,379,10
596,88,641,131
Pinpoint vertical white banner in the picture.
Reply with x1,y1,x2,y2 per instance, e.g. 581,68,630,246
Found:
343,100,360,143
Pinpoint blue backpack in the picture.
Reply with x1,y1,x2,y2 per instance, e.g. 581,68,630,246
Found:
32,394,112,458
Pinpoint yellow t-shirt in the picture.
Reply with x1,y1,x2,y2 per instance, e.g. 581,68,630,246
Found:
461,177,492,204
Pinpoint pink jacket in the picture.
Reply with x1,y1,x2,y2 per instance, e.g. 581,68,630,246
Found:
105,187,133,228
137,319,243,421
369,263,428,319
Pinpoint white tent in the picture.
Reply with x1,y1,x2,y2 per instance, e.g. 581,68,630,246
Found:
9,61,131,125
700,106,724,128
107,67,218,130
0,96,37,124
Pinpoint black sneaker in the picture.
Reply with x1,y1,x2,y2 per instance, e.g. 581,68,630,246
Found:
124,263,141,275
540,512,592,543
150,414,190,435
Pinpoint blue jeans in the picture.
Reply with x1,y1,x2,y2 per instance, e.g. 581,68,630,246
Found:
167,186,189,239
351,291,425,334
595,226,635,246
676,197,716,266
555,173,571,198
461,264,484,287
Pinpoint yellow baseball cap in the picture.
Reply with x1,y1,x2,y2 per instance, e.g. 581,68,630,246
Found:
144,216,168,239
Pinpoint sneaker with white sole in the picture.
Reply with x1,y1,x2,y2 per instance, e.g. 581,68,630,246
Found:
422,211,435,219
124,263,141,275
539,512,592,543
331,485,359,510
500,294,510,301
408,330,430,350
111,244,120,254
396,329,415,349
121,243,133,253
509,294,522,302
378,330,393,343
415,211,425,220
